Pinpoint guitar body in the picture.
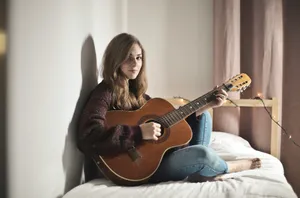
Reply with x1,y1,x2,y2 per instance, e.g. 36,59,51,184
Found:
91,73,252,186
92,98,193,186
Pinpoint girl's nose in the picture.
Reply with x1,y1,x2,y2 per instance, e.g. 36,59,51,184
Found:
131,58,138,66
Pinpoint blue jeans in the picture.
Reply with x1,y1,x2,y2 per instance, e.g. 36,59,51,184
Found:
149,111,228,183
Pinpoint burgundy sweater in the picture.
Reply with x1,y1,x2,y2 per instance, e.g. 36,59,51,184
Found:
77,80,197,181
77,80,152,157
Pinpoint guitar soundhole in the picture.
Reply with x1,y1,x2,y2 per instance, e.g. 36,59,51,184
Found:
138,115,170,143
145,119,165,138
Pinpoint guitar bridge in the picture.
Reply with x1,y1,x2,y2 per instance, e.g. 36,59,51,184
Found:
128,147,142,162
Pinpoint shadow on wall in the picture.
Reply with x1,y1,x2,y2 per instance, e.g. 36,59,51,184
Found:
61,35,98,196
0,0,7,197
0,37,7,198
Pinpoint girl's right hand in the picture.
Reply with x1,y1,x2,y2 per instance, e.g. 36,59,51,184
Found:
139,122,161,140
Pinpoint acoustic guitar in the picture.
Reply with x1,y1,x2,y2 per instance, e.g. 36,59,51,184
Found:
92,73,251,186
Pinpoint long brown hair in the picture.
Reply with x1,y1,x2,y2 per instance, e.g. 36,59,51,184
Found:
101,33,148,110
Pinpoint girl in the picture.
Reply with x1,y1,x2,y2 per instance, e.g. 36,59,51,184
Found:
77,33,261,184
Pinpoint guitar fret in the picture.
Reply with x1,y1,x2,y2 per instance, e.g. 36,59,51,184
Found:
198,98,206,106
182,106,189,116
172,112,178,121
174,110,182,120
190,101,198,110
168,113,176,125
198,99,204,106
187,105,193,114
180,107,185,117
186,107,190,112
188,104,194,111
161,116,170,127
161,85,228,127
159,117,167,127
170,111,180,124
177,107,185,119
166,116,172,126
165,116,172,126
178,107,185,117
170,114,176,125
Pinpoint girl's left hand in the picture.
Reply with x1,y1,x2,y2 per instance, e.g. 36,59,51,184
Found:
210,87,228,108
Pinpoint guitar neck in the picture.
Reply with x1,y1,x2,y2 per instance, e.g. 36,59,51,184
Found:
160,84,230,127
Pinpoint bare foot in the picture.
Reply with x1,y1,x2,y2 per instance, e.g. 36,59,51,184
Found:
186,158,261,183
226,158,261,173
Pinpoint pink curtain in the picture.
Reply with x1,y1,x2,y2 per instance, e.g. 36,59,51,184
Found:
214,0,300,195
213,0,240,135
281,0,300,196
213,0,283,153
241,0,283,153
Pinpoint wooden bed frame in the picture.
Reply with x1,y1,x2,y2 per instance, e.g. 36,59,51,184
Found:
165,97,280,159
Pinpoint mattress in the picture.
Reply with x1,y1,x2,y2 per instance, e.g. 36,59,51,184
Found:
63,132,298,198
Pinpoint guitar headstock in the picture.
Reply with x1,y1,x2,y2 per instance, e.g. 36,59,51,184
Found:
223,73,252,92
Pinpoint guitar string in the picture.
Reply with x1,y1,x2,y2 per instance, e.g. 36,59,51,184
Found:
162,85,225,127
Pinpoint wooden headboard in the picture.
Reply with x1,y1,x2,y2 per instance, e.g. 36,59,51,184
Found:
165,97,280,159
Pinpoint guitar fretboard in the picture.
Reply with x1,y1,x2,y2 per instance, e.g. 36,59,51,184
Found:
159,84,229,127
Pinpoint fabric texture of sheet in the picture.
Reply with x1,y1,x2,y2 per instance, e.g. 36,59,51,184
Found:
63,132,297,198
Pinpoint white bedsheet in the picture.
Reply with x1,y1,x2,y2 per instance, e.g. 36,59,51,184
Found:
63,132,297,198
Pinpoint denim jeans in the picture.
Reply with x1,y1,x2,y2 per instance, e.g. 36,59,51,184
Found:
149,111,228,183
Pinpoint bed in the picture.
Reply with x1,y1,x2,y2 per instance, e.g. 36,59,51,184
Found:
63,98,298,198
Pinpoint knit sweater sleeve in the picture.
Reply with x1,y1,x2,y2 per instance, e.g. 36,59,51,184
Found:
77,83,143,156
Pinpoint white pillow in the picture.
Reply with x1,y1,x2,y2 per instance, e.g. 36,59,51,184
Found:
210,131,252,148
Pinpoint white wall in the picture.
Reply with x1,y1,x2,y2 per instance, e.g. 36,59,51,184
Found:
7,1,125,198
127,0,213,100
6,0,213,198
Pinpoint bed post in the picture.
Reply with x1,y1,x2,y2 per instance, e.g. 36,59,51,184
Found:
271,97,281,159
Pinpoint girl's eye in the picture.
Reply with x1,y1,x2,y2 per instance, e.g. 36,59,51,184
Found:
126,56,142,63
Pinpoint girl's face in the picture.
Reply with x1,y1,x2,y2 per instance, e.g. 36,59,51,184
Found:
120,44,143,80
